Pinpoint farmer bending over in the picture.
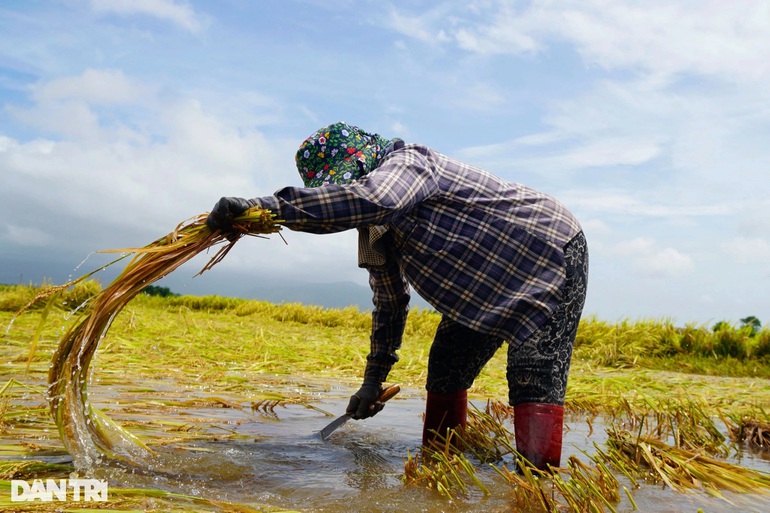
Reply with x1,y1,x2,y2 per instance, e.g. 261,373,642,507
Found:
206,122,589,470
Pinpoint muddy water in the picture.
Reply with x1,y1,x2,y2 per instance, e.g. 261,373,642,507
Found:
43,374,763,513
8,372,770,512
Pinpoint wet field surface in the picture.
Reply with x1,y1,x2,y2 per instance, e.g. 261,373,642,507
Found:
6,372,770,512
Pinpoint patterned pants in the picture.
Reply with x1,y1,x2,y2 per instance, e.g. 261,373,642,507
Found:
426,231,588,406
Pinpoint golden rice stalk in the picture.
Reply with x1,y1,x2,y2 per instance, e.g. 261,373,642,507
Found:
456,402,516,463
550,456,621,512
403,437,488,500
492,463,560,512
602,428,770,497
720,409,770,450
41,208,281,468
732,419,770,449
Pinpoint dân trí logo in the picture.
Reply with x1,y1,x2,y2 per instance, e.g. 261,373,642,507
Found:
10,478,108,502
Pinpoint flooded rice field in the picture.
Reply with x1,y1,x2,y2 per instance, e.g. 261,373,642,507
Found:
4,371,770,512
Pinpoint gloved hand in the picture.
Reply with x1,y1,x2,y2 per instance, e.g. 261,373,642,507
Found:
206,197,256,233
346,381,385,420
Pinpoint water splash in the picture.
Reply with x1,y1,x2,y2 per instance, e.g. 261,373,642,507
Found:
43,209,281,470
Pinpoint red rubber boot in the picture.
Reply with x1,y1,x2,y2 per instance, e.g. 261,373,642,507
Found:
422,390,468,447
513,402,564,471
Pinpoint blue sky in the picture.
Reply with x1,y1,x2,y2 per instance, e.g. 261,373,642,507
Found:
1,0,769,326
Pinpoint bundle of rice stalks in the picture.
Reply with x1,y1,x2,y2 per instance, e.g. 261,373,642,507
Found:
495,454,630,512
18,208,281,468
550,456,624,513
251,399,288,416
403,432,490,500
493,463,560,511
0,460,74,480
486,398,516,423
722,414,770,450
607,396,729,457
457,403,517,463
600,428,770,497
407,403,630,511
405,404,515,500
655,399,728,457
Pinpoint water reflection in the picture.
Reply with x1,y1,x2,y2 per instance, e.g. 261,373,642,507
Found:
54,378,770,512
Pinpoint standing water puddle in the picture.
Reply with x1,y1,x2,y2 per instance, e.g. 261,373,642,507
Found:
4,372,770,512
37,374,765,512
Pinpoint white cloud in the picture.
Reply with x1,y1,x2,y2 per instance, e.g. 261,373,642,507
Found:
32,69,152,105
90,0,203,33
549,136,661,169
513,131,568,147
559,137,661,167
456,71,769,232
455,81,507,113
1,1,768,324
397,1,770,83
389,121,409,137
642,247,694,277
461,134,662,170
614,237,655,256
211,230,364,285
579,218,611,238
455,70,762,175
384,4,452,46
0,70,294,251
722,237,770,264
560,190,732,218
454,1,542,55
613,237,694,278
7,69,154,141
558,1,770,82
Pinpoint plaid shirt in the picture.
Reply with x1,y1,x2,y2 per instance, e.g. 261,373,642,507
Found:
255,144,582,382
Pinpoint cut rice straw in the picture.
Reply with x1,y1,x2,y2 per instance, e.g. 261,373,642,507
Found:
20,208,281,468
601,428,770,497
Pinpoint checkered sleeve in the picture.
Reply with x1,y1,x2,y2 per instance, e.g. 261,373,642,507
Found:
365,258,410,383
252,150,434,383
252,148,439,233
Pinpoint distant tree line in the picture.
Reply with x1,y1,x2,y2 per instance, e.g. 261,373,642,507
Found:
141,285,179,297
713,316,762,337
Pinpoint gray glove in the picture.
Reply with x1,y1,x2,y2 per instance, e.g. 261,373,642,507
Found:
206,197,256,233
346,381,385,420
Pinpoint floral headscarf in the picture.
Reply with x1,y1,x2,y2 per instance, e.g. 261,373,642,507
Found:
295,122,399,188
